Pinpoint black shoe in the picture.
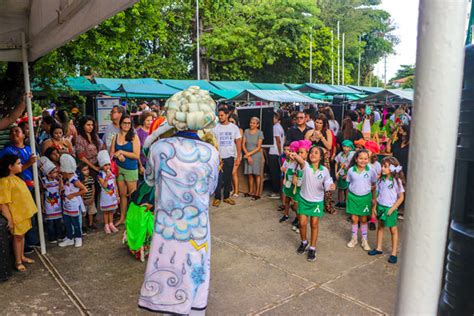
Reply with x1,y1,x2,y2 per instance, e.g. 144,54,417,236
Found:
24,247,34,254
279,215,289,223
307,248,317,262
369,222,376,231
296,242,308,255
335,202,342,207
291,217,299,226
278,205,284,211
341,202,346,207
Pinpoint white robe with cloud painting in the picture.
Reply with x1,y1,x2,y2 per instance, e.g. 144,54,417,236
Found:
138,136,219,314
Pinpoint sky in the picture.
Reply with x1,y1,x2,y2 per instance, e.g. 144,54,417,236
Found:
375,0,420,82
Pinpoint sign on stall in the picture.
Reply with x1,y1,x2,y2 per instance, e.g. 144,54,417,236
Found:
96,97,121,133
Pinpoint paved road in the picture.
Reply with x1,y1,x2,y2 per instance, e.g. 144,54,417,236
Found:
0,196,402,315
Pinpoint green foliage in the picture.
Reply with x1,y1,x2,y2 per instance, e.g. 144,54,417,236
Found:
391,64,415,81
20,0,398,99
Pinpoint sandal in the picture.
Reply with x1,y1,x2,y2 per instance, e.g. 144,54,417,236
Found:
22,257,35,264
243,193,252,197
15,262,27,272
251,196,261,201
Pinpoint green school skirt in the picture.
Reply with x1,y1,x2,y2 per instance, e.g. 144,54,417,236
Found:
337,176,349,190
297,196,324,217
376,204,398,227
346,191,372,216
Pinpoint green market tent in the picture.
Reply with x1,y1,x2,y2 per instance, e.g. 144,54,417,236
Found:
210,89,242,99
252,83,289,90
298,83,361,94
159,79,216,91
285,83,304,90
347,85,384,94
32,76,112,95
229,89,316,103
95,78,180,98
356,89,414,104
210,80,259,90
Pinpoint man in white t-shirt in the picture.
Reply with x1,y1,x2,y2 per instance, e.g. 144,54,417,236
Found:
268,112,284,199
212,107,242,207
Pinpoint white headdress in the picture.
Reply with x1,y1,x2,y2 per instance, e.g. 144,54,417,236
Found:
38,156,56,175
165,86,217,131
60,154,77,173
97,150,111,167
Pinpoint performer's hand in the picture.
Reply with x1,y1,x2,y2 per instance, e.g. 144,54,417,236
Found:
247,156,253,165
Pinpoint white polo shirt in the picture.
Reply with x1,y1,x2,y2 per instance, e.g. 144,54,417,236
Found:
347,165,377,196
299,162,333,202
377,177,405,207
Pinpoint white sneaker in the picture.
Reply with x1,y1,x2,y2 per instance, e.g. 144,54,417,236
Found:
59,238,74,247
347,236,358,248
75,238,83,248
361,239,371,251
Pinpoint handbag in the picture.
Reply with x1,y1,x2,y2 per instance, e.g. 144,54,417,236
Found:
110,157,119,177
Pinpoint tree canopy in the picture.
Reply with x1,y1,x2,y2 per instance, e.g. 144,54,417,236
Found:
0,0,398,103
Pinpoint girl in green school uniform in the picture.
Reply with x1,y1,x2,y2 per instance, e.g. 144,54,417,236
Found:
345,149,378,251
368,156,405,264
291,146,336,262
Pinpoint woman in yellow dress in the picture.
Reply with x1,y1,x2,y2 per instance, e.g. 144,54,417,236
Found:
0,154,38,272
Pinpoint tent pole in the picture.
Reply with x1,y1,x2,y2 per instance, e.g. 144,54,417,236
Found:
395,0,467,313
21,32,46,255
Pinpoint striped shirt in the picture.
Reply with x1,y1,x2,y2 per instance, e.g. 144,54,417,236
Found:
82,176,94,201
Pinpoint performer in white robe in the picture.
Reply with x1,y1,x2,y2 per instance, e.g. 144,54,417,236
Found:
139,87,219,315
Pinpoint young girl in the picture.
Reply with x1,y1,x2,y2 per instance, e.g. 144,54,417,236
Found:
97,150,119,234
291,140,312,232
335,140,355,207
368,157,405,264
59,154,87,248
291,146,335,262
346,149,377,251
364,140,381,231
39,156,64,243
79,163,97,231
280,141,300,224
0,154,38,271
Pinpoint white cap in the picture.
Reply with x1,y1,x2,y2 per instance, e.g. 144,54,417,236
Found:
60,154,77,173
97,150,111,167
39,156,56,175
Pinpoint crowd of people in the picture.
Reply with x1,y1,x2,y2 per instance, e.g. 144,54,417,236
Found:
211,102,411,263
0,94,412,273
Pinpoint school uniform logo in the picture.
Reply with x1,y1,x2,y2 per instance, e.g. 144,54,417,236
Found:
363,173,369,178
317,173,323,179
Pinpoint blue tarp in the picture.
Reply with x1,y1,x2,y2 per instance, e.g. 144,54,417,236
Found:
252,83,289,90
348,85,384,94
94,78,159,90
300,83,361,94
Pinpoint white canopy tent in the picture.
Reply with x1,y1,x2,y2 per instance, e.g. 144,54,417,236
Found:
0,0,138,254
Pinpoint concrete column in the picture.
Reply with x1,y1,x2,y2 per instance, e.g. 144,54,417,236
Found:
395,0,468,314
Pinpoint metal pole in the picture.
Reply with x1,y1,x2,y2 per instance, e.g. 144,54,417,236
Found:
337,21,340,85
395,0,468,314
331,30,334,85
21,32,46,255
384,55,387,88
358,35,361,86
310,27,313,83
342,33,345,85
196,0,200,80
